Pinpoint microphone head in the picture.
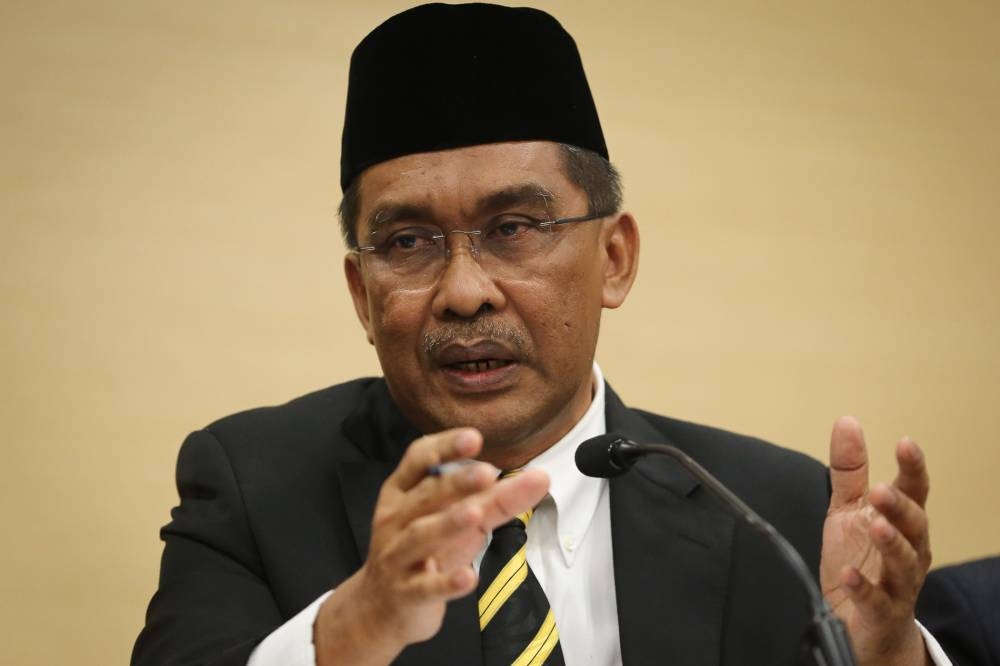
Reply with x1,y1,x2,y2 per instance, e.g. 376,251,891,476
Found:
575,434,636,478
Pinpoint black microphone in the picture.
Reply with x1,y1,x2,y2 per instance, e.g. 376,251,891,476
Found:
576,434,857,666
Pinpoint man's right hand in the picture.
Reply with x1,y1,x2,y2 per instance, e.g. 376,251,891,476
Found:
313,428,550,666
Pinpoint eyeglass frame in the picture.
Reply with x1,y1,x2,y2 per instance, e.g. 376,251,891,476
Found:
351,209,617,262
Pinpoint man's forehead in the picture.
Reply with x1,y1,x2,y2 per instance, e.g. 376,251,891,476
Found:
355,141,583,229
363,140,565,180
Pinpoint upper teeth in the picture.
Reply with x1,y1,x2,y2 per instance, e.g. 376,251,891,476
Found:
456,360,506,372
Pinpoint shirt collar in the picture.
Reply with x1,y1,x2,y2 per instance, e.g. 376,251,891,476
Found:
525,362,607,566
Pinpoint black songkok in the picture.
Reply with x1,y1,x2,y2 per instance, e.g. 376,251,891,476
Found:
340,2,608,191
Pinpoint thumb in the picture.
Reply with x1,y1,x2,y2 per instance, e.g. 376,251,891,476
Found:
828,416,869,509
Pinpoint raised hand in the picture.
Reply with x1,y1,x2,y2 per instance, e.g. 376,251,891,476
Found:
314,428,549,666
820,416,933,666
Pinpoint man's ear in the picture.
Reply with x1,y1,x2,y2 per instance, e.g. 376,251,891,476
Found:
344,253,375,345
601,212,640,309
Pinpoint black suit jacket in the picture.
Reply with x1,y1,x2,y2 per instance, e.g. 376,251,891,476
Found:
916,556,1000,666
133,378,831,665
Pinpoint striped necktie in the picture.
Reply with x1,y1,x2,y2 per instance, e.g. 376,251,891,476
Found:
478,501,565,666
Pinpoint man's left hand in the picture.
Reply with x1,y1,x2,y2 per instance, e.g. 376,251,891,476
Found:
820,416,933,666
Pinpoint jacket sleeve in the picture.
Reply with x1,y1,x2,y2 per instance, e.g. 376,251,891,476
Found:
916,559,1000,666
132,429,284,666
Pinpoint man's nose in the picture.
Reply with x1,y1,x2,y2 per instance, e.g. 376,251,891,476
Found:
430,234,506,319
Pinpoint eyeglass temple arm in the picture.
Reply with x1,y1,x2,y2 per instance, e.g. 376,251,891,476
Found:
540,210,617,229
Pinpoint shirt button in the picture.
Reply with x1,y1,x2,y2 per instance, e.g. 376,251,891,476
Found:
563,536,576,551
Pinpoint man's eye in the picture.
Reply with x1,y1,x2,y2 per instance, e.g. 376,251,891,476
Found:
389,234,419,250
488,216,540,240
383,229,437,252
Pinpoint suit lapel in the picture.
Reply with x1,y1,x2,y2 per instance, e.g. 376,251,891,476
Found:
336,379,418,560
606,386,735,665
335,379,482,666
333,459,391,561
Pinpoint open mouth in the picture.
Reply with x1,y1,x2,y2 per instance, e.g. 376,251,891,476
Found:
434,341,520,390
445,359,515,373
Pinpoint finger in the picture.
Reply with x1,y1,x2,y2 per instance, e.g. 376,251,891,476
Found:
392,428,482,491
383,500,488,571
868,483,931,571
869,513,921,599
840,565,893,623
828,416,870,509
465,467,551,531
399,563,478,604
379,468,550,575
893,437,930,508
394,460,500,528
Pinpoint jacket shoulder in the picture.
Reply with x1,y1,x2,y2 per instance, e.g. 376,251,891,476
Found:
200,377,380,460
634,408,827,479
630,408,831,529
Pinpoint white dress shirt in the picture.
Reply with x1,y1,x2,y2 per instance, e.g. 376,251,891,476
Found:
475,362,619,664
248,363,951,665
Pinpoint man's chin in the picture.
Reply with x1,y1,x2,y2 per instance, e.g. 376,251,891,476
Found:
419,397,541,449
388,367,580,452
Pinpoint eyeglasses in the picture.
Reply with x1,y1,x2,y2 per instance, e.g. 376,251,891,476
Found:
353,211,614,285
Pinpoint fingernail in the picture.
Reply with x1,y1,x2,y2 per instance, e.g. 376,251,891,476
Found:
900,437,921,458
453,429,480,454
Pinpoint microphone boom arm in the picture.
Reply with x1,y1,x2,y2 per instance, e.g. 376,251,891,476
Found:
614,439,857,666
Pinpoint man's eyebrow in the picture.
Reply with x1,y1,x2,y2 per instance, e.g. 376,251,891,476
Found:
364,184,559,239
475,184,558,217
365,203,434,239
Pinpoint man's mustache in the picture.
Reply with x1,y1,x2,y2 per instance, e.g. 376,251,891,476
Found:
422,318,528,358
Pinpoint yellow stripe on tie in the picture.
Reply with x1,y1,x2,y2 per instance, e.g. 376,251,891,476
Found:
517,508,533,525
478,545,528,628
511,608,560,666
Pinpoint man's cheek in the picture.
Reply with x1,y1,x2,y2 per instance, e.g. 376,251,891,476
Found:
371,289,431,335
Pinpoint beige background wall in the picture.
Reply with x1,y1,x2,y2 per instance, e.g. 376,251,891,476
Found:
2,1,997,663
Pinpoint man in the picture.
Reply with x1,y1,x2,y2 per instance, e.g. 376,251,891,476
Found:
133,4,948,665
